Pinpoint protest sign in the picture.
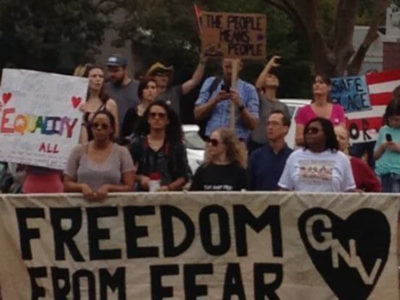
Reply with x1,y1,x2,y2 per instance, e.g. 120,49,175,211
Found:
339,69,400,143
0,192,397,299
0,69,87,169
199,12,267,60
331,76,372,113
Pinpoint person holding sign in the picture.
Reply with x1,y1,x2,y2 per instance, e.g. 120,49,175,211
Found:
190,128,247,191
374,99,400,192
295,74,346,146
80,64,119,143
64,110,135,200
279,117,355,192
194,58,259,141
129,101,191,191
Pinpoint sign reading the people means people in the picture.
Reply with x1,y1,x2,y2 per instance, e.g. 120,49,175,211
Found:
0,69,87,169
0,192,397,299
199,12,267,60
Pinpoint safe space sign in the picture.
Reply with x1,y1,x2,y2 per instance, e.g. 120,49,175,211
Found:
0,69,87,169
200,12,267,60
0,193,397,299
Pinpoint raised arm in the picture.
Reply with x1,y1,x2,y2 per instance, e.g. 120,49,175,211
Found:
255,55,280,90
181,55,207,95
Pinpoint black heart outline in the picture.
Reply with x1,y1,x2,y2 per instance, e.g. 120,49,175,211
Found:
298,207,390,299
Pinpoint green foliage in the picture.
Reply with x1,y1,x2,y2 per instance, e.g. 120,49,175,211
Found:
0,0,108,72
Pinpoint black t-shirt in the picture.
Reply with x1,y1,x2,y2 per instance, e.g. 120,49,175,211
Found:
190,162,247,191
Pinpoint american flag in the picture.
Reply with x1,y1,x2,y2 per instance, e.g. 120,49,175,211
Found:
346,69,400,143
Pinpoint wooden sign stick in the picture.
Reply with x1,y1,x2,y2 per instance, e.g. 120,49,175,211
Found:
230,59,239,131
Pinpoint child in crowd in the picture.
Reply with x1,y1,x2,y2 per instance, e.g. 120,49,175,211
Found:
374,98,400,192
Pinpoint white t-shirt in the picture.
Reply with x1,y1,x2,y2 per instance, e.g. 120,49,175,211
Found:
278,149,356,192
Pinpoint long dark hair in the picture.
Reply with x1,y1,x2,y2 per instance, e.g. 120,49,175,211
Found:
84,64,109,104
304,117,339,152
135,100,183,144
383,98,400,126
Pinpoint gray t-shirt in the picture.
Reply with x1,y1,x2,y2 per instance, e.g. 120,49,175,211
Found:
251,94,290,144
64,144,135,190
156,84,183,117
106,80,139,131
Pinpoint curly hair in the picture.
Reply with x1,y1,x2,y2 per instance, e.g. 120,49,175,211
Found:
303,117,339,152
135,100,183,144
84,64,109,104
206,128,247,168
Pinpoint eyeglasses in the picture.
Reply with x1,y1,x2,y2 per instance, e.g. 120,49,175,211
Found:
208,138,220,147
305,127,320,135
92,122,109,130
149,112,167,119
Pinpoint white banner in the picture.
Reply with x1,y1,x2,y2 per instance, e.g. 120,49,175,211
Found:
0,192,398,299
0,69,87,169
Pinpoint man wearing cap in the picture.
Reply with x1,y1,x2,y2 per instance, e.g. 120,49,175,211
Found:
146,55,206,118
194,58,259,141
106,54,139,132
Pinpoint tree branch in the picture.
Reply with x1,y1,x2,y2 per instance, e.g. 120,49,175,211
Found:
347,0,390,75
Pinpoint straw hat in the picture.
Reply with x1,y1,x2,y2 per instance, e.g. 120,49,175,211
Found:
146,62,174,83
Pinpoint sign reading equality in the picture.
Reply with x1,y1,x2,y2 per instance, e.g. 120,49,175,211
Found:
0,192,397,299
200,12,267,60
0,69,87,169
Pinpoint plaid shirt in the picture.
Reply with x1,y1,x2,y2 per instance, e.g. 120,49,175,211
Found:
195,77,259,140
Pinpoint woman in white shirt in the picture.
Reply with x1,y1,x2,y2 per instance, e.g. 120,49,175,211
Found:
279,117,355,192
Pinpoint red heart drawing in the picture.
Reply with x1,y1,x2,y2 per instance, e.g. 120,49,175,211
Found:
71,96,82,109
2,93,12,105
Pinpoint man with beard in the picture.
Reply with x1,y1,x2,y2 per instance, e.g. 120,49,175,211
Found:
106,54,140,133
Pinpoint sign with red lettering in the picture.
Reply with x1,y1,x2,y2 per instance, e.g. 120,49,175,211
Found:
198,12,267,60
0,69,88,169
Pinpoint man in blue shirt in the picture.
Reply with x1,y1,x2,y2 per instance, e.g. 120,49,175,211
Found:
194,58,259,141
248,110,292,190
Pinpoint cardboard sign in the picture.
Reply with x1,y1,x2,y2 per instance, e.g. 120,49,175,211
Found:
0,69,88,169
331,76,372,113
0,192,397,299
200,12,267,60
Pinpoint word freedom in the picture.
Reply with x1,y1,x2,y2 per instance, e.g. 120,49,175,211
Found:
17,204,283,299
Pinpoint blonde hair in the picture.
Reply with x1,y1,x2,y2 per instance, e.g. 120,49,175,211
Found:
206,128,247,168
73,64,88,77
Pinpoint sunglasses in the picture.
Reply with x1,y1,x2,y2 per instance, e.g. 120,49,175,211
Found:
91,122,109,130
208,138,220,147
149,112,167,119
305,127,320,134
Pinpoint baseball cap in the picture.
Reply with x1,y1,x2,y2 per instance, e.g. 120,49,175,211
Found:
107,54,128,67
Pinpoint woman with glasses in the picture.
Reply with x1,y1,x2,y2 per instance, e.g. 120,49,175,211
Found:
279,117,355,192
295,74,346,146
80,64,119,143
190,128,247,191
129,100,191,191
64,110,135,200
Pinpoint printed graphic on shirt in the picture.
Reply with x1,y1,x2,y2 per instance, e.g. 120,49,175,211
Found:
299,160,334,183
204,184,233,191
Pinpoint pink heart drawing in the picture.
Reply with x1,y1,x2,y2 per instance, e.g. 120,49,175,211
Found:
71,96,82,109
2,93,12,105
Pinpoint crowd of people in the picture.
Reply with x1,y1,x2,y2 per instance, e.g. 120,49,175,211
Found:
2,53,400,197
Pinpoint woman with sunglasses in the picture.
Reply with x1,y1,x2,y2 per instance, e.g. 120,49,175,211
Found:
190,128,247,191
64,110,135,200
295,74,346,146
120,77,158,144
80,64,119,143
334,126,381,192
279,117,355,192
129,100,191,191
